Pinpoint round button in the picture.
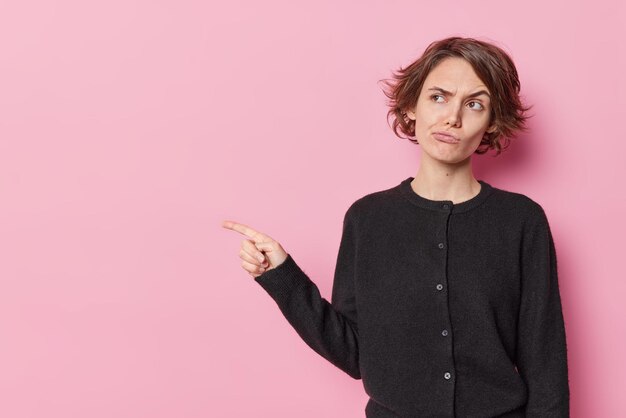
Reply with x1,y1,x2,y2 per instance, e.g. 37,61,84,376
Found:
443,204,450,210
436,284,443,291
442,329,448,336
444,372,451,380
438,242,445,249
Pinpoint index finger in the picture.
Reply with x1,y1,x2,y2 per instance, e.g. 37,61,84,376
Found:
221,220,262,240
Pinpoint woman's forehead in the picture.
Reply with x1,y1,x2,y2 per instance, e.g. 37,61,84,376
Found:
423,58,490,95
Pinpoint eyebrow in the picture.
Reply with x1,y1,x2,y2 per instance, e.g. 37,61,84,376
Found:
427,86,491,100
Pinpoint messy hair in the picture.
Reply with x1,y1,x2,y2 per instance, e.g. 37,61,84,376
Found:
380,36,533,155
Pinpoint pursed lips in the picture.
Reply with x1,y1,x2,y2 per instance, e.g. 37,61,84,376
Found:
432,131,460,143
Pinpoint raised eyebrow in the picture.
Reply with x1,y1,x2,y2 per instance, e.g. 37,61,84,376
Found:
427,86,491,100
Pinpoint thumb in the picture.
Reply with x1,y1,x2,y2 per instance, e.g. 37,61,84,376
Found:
254,240,277,255
254,241,287,267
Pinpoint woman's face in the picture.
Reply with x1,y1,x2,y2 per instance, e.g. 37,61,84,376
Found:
405,57,497,165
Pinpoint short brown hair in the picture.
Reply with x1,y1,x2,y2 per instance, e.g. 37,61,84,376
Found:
380,36,533,155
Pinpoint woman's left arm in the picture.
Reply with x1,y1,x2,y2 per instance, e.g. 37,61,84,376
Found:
516,204,570,417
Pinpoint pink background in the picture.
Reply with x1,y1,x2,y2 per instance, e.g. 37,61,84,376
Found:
1,0,624,417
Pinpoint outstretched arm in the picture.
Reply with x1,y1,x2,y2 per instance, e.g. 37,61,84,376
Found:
253,209,361,379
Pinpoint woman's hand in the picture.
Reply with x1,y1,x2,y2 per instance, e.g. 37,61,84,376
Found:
221,220,288,278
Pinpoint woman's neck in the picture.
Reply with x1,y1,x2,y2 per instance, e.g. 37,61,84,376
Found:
411,164,481,204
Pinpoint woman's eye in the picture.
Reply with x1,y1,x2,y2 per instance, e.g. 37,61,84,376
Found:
431,94,445,102
468,101,484,110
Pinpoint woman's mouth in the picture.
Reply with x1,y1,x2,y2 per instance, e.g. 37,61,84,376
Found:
432,132,460,144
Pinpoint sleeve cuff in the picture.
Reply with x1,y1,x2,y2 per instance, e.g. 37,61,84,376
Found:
254,253,311,302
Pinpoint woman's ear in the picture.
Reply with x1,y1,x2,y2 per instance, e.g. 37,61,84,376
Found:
486,123,498,134
405,108,416,121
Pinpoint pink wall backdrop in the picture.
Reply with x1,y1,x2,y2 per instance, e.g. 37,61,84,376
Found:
1,0,624,417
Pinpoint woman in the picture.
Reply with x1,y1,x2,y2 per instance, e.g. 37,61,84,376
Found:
222,36,570,417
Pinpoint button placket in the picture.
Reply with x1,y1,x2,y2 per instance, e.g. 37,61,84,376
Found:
437,204,455,386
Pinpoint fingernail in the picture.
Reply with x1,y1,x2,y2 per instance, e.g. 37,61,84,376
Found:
258,256,265,262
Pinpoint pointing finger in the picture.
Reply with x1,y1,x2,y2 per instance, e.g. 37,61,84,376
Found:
221,220,264,241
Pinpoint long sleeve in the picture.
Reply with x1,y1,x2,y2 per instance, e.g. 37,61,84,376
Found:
253,208,361,379
515,206,570,417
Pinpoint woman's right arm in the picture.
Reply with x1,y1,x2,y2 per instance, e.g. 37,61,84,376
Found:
222,209,361,379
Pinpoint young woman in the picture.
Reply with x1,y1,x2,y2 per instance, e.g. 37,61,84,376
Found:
222,36,570,418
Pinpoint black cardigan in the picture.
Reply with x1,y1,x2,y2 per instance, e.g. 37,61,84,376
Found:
254,177,570,417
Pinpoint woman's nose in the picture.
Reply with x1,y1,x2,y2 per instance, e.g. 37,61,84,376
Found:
445,105,462,127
